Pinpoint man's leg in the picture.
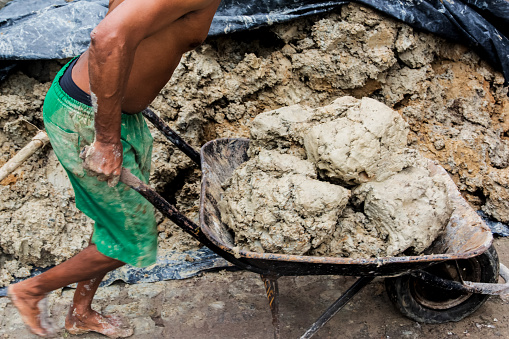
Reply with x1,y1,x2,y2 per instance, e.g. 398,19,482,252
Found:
64,234,132,337
65,273,133,337
8,244,123,337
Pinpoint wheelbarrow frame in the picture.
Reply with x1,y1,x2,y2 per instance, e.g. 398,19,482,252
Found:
122,109,509,339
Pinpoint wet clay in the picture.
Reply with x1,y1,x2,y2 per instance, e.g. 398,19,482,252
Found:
219,150,350,254
220,97,452,257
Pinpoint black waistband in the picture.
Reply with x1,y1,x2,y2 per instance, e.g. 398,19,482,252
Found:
59,57,93,107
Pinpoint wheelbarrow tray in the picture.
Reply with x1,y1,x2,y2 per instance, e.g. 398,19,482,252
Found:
199,138,493,277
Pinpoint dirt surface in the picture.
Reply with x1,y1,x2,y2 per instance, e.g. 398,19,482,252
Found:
0,237,508,339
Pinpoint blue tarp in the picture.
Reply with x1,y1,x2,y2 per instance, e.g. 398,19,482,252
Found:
478,211,509,237
0,247,233,297
0,0,508,83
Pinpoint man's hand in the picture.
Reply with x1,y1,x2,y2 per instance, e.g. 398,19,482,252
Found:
81,142,123,187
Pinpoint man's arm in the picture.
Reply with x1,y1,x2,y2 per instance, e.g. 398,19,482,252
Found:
84,0,218,185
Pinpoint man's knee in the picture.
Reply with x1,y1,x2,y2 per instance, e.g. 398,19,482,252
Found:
85,244,125,267
177,0,221,51
177,14,212,51
183,31,208,51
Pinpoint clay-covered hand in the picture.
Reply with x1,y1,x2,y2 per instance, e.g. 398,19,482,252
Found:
80,142,123,187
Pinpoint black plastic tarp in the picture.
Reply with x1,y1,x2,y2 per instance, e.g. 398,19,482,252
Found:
0,247,233,297
0,0,508,84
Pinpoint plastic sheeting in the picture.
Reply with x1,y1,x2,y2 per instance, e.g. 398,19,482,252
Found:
0,247,233,297
478,211,509,237
0,0,108,60
0,0,508,83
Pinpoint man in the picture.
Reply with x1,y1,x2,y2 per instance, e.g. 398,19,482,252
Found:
7,0,222,337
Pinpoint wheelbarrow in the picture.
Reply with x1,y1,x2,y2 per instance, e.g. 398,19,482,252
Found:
121,108,509,339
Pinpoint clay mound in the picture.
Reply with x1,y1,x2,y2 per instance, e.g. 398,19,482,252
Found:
303,97,409,185
219,150,350,255
220,97,453,258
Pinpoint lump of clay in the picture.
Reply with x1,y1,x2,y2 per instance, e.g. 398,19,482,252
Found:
351,165,452,256
219,150,350,255
220,97,452,258
248,96,410,185
302,97,409,185
311,207,388,259
248,96,357,157
309,152,451,258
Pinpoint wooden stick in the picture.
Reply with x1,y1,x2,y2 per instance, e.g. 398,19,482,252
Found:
0,131,50,182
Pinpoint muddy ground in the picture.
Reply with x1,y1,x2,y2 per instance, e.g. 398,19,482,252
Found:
0,236,508,339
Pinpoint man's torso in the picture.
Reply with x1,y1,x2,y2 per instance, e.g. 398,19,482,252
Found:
72,0,220,114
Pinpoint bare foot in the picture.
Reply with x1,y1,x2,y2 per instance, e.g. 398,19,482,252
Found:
7,284,57,337
65,306,133,338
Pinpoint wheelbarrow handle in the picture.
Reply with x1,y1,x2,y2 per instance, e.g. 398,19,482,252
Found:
119,167,205,241
120,167,265,274
142,108,201,166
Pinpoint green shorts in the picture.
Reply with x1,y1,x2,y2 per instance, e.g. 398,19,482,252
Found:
42,60,157,268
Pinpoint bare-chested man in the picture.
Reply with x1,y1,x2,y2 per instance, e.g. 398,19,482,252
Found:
7,0,222,337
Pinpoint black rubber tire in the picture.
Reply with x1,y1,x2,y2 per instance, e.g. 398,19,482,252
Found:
385,245,499,323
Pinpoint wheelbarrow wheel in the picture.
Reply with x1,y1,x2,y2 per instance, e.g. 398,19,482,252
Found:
385,245,499,323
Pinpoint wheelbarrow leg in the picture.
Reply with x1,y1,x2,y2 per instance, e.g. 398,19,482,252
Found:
300,276,374,339
261,274,281,339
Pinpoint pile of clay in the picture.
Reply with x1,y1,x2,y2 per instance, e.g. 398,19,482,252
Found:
219,97,453,258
